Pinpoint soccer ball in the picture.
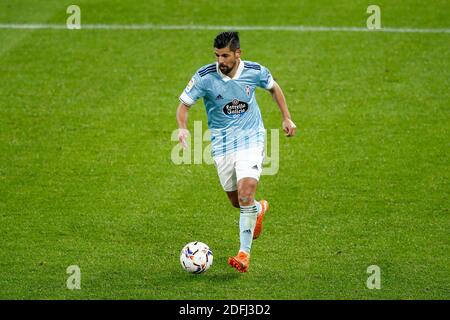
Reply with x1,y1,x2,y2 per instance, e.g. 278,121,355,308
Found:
180,241,213,274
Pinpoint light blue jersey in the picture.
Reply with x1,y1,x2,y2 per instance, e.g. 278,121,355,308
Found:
179,60,275,157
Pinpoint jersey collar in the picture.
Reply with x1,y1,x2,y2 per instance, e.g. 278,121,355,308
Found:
216,59,244,82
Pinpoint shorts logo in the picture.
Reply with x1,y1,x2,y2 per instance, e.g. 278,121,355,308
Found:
185,78,195,93
223,99,249,117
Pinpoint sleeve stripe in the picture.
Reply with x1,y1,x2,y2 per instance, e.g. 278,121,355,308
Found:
179,91,195,106
198,63,216,74
244,62,261,70
266,77,275,90
199,68,217,77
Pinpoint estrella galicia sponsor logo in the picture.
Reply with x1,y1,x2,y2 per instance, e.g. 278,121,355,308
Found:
223,99,248,117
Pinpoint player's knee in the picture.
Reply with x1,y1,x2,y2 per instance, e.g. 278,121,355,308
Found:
238,182,257,206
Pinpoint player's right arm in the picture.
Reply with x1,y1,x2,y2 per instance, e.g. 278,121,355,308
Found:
176,71,206,148
176,102,190,149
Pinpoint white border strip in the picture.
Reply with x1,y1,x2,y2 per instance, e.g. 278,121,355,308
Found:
0,23,449,33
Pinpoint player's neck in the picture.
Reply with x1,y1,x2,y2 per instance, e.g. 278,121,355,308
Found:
226,59,241,79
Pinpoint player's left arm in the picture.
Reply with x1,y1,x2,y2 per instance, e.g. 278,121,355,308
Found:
268,82,297,137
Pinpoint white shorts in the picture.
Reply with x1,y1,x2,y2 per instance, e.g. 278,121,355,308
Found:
213,148,265,192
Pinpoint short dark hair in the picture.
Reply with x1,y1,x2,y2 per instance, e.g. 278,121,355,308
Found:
214,31,240,51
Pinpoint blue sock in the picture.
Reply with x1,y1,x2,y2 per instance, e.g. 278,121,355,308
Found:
239,204,258,253
254,200,261,215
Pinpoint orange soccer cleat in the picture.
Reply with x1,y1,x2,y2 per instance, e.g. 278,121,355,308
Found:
228,251,250,273
253,200,269,240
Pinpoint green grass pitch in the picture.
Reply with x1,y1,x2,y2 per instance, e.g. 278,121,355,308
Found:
0,0,449,299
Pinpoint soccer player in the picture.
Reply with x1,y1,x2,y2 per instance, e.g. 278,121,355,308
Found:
176,31,296,272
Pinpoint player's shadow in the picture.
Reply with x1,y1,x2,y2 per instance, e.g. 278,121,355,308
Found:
177,270,242,282
175,256,246,284
207,272,241,281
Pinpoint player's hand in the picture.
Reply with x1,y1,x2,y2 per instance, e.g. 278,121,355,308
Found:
282,119,297,137
178,128,190,149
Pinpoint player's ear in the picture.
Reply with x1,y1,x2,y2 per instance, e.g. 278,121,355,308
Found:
235,48,241,58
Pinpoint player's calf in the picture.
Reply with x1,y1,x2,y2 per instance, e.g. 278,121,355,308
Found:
226,191,240,208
